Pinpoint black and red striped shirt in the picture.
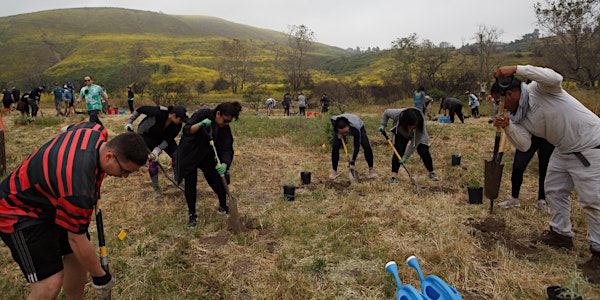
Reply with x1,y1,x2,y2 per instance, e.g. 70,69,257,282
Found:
0,122,107,234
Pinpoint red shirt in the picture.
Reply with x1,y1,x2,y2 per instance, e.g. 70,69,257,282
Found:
0,122,107,233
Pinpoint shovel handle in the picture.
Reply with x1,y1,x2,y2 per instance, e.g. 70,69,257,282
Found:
341,136,349,157
495,101,505,132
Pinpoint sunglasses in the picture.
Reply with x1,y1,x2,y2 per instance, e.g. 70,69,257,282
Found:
84,79,91,82
113,153,134,175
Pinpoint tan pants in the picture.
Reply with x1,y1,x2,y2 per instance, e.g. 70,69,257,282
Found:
546,147,600,252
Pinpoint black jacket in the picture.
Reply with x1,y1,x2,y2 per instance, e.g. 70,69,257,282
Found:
134,106,182,153
175,108,234,183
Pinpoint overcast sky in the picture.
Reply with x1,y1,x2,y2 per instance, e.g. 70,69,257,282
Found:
2,0,541,49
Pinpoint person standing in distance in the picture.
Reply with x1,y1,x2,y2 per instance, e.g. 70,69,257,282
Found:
77,76,108,125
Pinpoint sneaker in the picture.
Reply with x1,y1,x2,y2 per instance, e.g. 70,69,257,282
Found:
498,197,521,208
329,170,339,179
218,206,229,215
368,169,378,178
390,177,399,186
537,199,550,214
579,249,600,283
187,214,198,228
428,172,439,181
539,227,574,250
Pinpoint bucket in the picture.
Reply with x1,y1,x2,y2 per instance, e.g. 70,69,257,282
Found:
283,185,296,201
301,171,311,184
467,187,483,204
451,155,461,166
313,112,319,117
307,111,313,117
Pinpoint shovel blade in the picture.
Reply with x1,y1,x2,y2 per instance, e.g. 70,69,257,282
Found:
348,170,359,185
484,160,504,200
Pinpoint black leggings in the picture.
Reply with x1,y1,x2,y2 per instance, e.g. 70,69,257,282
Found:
184,157,227,215
331,127,374,171
511,136,555,199
391,133,434,173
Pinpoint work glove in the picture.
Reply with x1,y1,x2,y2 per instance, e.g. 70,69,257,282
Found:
348,160,355,170
197,118,211,128
337,133,343,140
92,272,115,300
124,123,133,132
378,126,385,133
149,147,162,162
215,163,227,175
399,156,409,165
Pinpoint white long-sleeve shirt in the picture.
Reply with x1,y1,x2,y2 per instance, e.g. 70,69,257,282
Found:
503,65,600,153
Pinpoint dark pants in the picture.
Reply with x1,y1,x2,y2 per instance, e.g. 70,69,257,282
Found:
28,99,39,117
511,136,555,199
128,99,134,113
88,109,103,125
184,157,227,216
449,105,464,123
391,133,434,173
299,107,306,115
331,127,374,171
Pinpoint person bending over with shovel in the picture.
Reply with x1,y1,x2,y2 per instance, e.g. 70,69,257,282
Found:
493,65,600,284
329,114,378,180
379,107,439,186
0,123,148,299
175,101,242,228
124,105,189,197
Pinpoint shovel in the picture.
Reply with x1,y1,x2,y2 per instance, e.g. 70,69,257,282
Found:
341,137,359,184
94,198,111,300
147,148,185,192
380,130,424,194
203,127,241,234
484,101,506,213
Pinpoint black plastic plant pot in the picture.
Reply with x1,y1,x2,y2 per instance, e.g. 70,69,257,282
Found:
301,171,311,184
467,187,483,204
283,185,296,201
451,155,461,166
546,286,582,300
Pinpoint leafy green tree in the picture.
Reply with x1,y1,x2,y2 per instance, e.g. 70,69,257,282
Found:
535,0,600,86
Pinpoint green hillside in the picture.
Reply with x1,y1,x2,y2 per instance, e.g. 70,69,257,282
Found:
0,7,350,91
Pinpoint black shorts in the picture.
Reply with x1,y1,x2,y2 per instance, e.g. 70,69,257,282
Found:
0,223,75,283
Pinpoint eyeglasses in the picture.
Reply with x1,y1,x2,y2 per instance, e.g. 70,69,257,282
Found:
113,153,134,175
84,79,91,82
223,118,233,124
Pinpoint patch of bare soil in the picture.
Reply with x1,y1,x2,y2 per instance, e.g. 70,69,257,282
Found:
200,231,231,249
466,216,539,259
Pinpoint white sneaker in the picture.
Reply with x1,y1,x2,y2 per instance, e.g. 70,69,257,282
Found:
329,170,339,179
537,199,550,214
498,197,521,208
368,169,378,178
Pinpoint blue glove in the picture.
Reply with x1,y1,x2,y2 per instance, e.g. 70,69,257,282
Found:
197,118,211,128
378,126,385,133
399,157,408,165
216,163,227,175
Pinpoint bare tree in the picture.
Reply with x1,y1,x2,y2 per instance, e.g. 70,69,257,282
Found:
217,39,252,93
534,0,600,86
276,25,315,92
474,25,502,95
124,43,149,85
417,39,452,89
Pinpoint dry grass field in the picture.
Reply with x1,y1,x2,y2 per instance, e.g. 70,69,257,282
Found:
0,98,599,299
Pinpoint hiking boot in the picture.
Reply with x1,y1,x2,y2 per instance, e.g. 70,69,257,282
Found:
498,197,521,208
429,172,439,181
537,199,550,214
329,170,339,180
218,206,229,215
187,213,198,228
368,169,378,178
152,186,161,198
579,249,600,283
390,177,399,186
539,227,574,250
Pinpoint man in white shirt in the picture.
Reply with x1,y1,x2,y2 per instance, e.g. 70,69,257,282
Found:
493,65,600,283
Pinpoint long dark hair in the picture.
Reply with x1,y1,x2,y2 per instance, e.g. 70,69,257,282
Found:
398,109,423,132
215,101,242,120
